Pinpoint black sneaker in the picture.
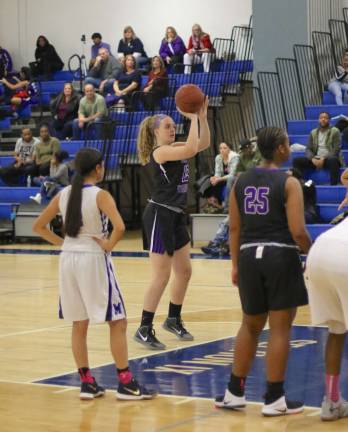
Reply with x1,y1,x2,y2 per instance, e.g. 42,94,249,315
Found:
162,317,194,340
80,380,105,400
201,245,221,256
134,325,166,350
116,377,157,400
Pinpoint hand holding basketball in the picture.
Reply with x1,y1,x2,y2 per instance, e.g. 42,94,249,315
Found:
175,84,205,114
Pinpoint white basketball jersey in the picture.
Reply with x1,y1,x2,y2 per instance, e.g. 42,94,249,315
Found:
59,185,108,252
320,216,348,244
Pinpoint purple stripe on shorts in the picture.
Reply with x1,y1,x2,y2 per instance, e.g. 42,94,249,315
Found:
150,211,165,254
104,254,113,321
107,258,126,316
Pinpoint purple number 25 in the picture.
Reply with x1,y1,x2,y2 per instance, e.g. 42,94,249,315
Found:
244,186,270,215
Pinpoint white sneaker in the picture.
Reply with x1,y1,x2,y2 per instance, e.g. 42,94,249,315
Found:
215,388,246,410
262,395,304,417
321,396,348,421
30,193,42,204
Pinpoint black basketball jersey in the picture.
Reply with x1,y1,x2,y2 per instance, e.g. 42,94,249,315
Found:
234,167,295,245
149,150,190,209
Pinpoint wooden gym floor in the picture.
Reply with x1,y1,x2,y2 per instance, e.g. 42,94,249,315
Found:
0,231,345,432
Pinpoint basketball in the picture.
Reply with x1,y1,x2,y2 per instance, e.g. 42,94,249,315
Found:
175,84,205,113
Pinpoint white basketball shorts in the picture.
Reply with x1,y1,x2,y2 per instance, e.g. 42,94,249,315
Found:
59,251,126,323
307,236,348,334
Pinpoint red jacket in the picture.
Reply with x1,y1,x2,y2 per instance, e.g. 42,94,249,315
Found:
187,34,213,51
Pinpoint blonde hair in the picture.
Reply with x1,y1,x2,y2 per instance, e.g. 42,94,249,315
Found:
137,115,167,165
192,23,206,39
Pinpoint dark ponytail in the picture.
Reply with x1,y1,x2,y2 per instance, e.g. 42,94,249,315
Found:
64,148,103,237
256,127,288,161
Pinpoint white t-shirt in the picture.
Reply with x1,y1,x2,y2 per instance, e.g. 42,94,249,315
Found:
14,137,40,162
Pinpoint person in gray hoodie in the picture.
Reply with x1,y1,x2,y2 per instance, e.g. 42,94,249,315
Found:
85,47,122,95
30,150,70,204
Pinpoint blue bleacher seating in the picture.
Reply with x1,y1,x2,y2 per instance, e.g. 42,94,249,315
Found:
0,117,11,130
305,105,348,119
0,187,40,203
316,186,346,203
317,204,341,223
52,71,74,81
307,223,333,240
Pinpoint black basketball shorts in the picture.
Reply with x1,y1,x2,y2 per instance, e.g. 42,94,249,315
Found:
237,244,308,315
142,203,190,256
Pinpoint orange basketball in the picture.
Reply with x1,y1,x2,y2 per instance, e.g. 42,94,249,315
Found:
175,84,205,113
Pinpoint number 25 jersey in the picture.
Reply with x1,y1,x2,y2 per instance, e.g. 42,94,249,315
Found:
234,168,295,246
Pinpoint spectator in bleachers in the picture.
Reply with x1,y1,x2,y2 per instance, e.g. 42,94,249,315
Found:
90,32,111,68
31,35,64,78
0,46,13,79
106,55,141,109
72,84,108,139
0,67,38,115
33,124,61,176
184,24,214,74
142,56,169,110
50,82,80,140
117,26,148,70
287,167,320,223
30,150,69,204
159,27,186,67
201,138,260,256
85,47,122,94
202,142,239,213
0,127,39,185
235,138,262,174
328,54,348,105
293,112,344,185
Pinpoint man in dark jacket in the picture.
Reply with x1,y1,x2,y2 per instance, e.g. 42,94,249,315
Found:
293,112,344,185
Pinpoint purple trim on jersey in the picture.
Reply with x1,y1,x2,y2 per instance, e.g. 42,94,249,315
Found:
82,184,94,188
58,297,64,319
150,211,166,254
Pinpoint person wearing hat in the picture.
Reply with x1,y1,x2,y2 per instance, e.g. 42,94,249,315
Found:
201,138,262,257
90,33,111,68
235,138,262,174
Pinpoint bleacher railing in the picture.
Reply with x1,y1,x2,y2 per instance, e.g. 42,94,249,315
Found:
312,31,336,91
328,19,348,64
230,26,253,82
275,58,305,120
238,86,266,139
257,72,287,129
293,44,322,105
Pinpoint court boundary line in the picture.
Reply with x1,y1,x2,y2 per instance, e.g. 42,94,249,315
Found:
0,247,229,260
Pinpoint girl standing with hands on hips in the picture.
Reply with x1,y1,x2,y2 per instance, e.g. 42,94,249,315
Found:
33,147,156,401
134,98,210,350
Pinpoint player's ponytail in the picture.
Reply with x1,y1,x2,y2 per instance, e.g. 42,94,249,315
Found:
137,114,167,165
65,148,103,237
256,127,288,161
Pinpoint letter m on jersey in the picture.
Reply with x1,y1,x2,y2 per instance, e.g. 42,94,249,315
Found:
244,186,270,215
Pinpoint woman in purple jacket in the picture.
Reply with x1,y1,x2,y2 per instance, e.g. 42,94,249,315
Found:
159,27,186,67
